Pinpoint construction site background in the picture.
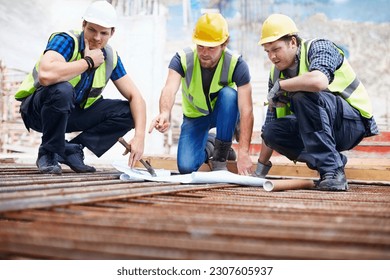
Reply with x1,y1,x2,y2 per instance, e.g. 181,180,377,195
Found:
1,0,389,165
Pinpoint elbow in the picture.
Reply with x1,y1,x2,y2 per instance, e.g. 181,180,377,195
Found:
312,83,328,92
314,79,329,92
311,71,329,92
38,71,53,86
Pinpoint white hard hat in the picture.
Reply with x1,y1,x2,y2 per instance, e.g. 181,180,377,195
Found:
83,1,117,28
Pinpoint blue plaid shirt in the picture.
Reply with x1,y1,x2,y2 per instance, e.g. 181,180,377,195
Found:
45,32,126,104
263,38,378,136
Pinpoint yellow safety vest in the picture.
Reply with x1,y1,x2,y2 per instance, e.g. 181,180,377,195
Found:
179,47,239,118
271,39,373,119
15,30,118,109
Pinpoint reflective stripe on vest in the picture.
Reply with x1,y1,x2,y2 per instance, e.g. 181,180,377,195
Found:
15,30,117,109
270,39,372,119
179,47,239,118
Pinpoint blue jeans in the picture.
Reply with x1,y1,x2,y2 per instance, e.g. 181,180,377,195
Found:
177,87,239,174
262,91,366,175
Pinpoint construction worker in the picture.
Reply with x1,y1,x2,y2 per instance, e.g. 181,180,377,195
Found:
254,14,378,190
15,1,146,174
149,13,254,175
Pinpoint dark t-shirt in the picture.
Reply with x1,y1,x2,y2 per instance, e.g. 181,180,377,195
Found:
168,51,251,93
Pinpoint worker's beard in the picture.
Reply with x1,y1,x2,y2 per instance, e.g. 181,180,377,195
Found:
199,57,218,69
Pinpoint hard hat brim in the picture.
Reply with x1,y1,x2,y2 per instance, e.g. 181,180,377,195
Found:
258,35,282,45
83,16,115,28
192,37,226,47
258,33,297,45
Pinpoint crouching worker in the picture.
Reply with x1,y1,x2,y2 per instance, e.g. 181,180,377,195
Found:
254,14,378,191
149,13,254,175
15,1,146,174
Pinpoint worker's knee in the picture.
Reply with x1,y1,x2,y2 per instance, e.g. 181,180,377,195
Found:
177,149,204,174
217,87,238,108
45,82,75,112
261,123,275,146
177,160,197,174
219,87,237,100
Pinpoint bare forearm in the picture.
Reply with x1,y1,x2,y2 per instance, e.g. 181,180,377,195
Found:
159,88,176,115
280,70,329,93
130,97,147,139
236,108,254,175
39,59,89,86
238,111,254,155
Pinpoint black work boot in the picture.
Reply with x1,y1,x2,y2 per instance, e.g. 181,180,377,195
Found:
36,147,62,175
211,139,233,171
227,146,237,161
316,168,348,191
205,133,236,163
205,133,216,162
58,143,96,173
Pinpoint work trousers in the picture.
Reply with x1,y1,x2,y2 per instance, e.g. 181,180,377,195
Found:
262,91,366,175
177,87,239,174
20,82,134,158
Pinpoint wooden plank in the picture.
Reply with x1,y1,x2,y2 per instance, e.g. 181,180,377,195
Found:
136,155,390,182
236,132,390,155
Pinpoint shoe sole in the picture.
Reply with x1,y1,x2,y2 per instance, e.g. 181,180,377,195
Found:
37,166,62,175
59,162,96,173
314,186,348,191
57,155,96,173
314,183,349,191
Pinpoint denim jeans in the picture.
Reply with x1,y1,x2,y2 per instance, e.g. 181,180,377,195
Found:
177,87,239,174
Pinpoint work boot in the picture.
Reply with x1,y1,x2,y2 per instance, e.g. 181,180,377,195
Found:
211,139,233,171
205,133,236,162
253,160,272,178
36,147,62,175
340,154,348,168
316,168,348,191
205,133,216,161
227,147,237,161
57,143,96,173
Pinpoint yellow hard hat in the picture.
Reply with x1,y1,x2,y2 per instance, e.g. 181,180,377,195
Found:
192,13,229,47
259,14,299,45
83,1,117,28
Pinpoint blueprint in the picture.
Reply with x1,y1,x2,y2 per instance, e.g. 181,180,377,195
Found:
112,161,268,187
